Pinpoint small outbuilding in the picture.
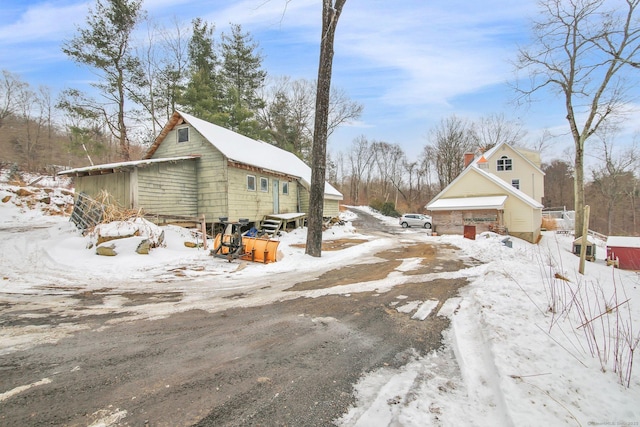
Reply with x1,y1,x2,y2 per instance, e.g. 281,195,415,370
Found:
606,236,640,270
572,236,596,262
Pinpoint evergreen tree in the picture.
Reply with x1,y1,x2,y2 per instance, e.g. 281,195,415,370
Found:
219,24,267,139
60,0,145,161
179,18,223,123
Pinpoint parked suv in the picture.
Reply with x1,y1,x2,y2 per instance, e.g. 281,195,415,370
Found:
399,213,432,229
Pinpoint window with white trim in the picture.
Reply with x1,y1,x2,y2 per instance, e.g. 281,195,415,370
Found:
497,155,512,171
260,177,268,192
512,179,520,190
282,182,289,195
177,127,189,143
247,175,256,191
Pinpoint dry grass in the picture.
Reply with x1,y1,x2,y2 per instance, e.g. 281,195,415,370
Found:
92,190,144,223
541,217,558,231
534,237,640,388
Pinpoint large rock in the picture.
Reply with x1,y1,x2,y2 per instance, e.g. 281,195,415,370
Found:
15,188,34,197
96,244,117,256
136,239,151,255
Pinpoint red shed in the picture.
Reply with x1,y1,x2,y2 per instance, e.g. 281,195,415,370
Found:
606,236,640,270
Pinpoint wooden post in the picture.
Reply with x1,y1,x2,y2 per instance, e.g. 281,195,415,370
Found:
201,215,207,251
579,205,590,275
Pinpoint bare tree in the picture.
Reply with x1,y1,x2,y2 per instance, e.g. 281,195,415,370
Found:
327,86,363,137
257,77,315,159
590,134,639,234
418,145,437,204
542,159,575,209
11,83,49,171
475,113,526,152
347,135,375,205
133,20,162,137
306,0,347,257
515,0,640,237
372,141,406,205
0,70,27,129
157,17,190,120
258,77,362,162
428,115,478,190
131,18,190,139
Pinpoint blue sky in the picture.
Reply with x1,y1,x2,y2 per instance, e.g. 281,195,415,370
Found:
1,0,622,162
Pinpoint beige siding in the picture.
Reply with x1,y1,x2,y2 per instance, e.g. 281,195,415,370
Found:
227,168,300,222
294,186,340,218
484,145,544,203
322,199,340,218
151,125,228,220
137,161,198,217
299,186,310,214
444,169,505,198
432,168,542,242
74,172,131,208
502,197,540,234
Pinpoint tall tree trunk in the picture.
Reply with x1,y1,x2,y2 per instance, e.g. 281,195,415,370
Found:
574,142,584,236
118,70,129,161
305,0,346,257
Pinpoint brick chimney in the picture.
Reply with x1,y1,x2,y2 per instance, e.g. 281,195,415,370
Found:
464,152,475,168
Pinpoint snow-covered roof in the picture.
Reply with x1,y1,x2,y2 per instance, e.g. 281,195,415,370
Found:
165,111,342,199
58,155,200,176
427,195,508,211
606,236,640,248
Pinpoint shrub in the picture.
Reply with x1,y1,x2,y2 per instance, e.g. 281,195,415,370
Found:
380,202,400,217
369,199,384,212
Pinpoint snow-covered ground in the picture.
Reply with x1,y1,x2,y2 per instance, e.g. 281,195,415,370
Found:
1,178,639,426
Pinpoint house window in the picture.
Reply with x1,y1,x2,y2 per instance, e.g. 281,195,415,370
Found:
260,177,268,192
282,182,289,195
512,179,520,190
497,156,512,171
247,175,256,191
177,127,189,143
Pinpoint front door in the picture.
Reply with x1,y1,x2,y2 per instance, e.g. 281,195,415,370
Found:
272,179,279,214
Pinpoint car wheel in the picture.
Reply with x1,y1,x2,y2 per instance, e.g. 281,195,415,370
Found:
424,222,432,229
401,222,409,228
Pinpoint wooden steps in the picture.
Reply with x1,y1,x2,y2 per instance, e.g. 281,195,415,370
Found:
260,217,284,237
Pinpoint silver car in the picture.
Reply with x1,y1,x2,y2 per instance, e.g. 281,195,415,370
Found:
399,213,432,229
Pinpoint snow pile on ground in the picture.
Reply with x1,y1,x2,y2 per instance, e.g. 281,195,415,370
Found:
0,182,75,220
338,214,640,427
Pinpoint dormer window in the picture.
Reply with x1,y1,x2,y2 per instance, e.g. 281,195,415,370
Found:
497,156,512,171
177,127,189,143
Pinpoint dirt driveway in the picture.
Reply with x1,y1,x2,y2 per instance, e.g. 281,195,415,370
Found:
0,212,474,426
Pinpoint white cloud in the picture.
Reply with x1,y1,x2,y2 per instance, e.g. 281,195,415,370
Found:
0,1,89,44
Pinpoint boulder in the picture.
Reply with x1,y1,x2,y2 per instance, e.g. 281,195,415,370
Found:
96,244,117,256
136,239,151,255
15,188,34,197
1,195,10,203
